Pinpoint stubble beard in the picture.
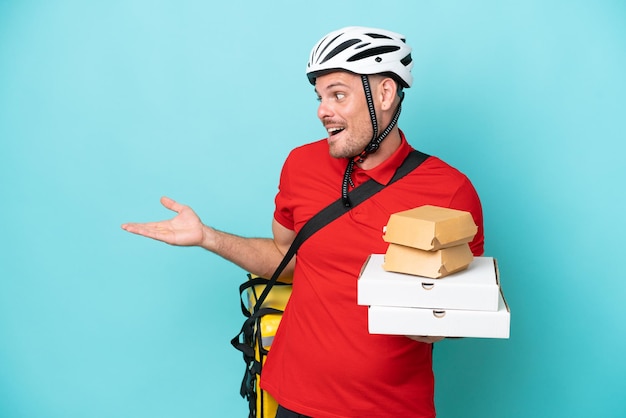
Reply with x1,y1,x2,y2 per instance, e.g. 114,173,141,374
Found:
328,131,372,160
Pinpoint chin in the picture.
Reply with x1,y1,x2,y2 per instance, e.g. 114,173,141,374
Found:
328,146,351,159
328,149,343,159
327,136,363,159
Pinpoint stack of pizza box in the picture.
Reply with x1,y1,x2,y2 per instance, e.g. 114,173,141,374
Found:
357,205,510,339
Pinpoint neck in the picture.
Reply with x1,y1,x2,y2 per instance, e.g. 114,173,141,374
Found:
356,128,402,170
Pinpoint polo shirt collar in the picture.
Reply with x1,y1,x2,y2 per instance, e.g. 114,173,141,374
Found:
352,130,412,186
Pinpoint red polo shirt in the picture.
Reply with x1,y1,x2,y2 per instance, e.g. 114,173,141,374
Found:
261,133,484,418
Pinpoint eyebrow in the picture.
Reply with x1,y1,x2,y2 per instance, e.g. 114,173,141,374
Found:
314,81,350,96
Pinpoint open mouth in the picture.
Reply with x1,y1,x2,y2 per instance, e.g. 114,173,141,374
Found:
328,127,345,136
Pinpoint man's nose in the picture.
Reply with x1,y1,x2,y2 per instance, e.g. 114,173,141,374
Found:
317,99,334,120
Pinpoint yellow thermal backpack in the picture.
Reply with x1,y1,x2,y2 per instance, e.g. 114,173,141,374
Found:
232,274,292,418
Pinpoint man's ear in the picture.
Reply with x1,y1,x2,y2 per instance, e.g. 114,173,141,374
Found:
378,77,399,111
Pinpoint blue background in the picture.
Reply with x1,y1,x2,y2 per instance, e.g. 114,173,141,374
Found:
1,1,625,417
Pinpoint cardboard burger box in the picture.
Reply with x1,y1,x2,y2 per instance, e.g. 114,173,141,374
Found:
382,205,478,251
359,254,501,311
383,242,474,278
367,288,510,339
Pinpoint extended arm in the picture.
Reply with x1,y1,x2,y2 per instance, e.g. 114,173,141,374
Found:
121,196,296,279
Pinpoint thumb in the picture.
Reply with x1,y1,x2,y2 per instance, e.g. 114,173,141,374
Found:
160,196,185,213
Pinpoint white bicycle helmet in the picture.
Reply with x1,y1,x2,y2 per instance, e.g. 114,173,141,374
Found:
306,26,413,88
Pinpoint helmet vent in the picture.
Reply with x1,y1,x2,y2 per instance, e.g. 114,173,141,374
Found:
320,39,361,64
315,33,343,63
366,33,393,40
348,45,400,62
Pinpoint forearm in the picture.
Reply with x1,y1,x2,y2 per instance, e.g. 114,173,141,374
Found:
200,225,294,279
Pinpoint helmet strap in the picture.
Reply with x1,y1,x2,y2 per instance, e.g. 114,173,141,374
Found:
341,75,403,207
362,74,379,152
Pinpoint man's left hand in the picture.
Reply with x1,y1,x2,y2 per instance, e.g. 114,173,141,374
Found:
406,336,445,344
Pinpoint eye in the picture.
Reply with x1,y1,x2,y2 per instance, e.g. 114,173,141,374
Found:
334,93,345,101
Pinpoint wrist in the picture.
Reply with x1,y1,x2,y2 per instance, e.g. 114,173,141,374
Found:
200,224,218,251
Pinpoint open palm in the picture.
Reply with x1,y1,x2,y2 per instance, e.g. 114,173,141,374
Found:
121,196,204,247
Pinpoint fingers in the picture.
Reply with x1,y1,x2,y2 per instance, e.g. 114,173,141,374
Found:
120,196,191,245
120,196,177,234
121,221,173,243
121,221,157,236
406,335,445,344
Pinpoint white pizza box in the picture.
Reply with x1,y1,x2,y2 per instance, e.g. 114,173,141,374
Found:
367,288,510,339
358,254,500,311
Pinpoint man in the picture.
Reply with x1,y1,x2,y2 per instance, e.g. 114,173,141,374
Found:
122,26,483,418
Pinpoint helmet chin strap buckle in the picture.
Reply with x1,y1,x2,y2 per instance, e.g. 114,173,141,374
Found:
354,150,369,164
354,138,382,164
